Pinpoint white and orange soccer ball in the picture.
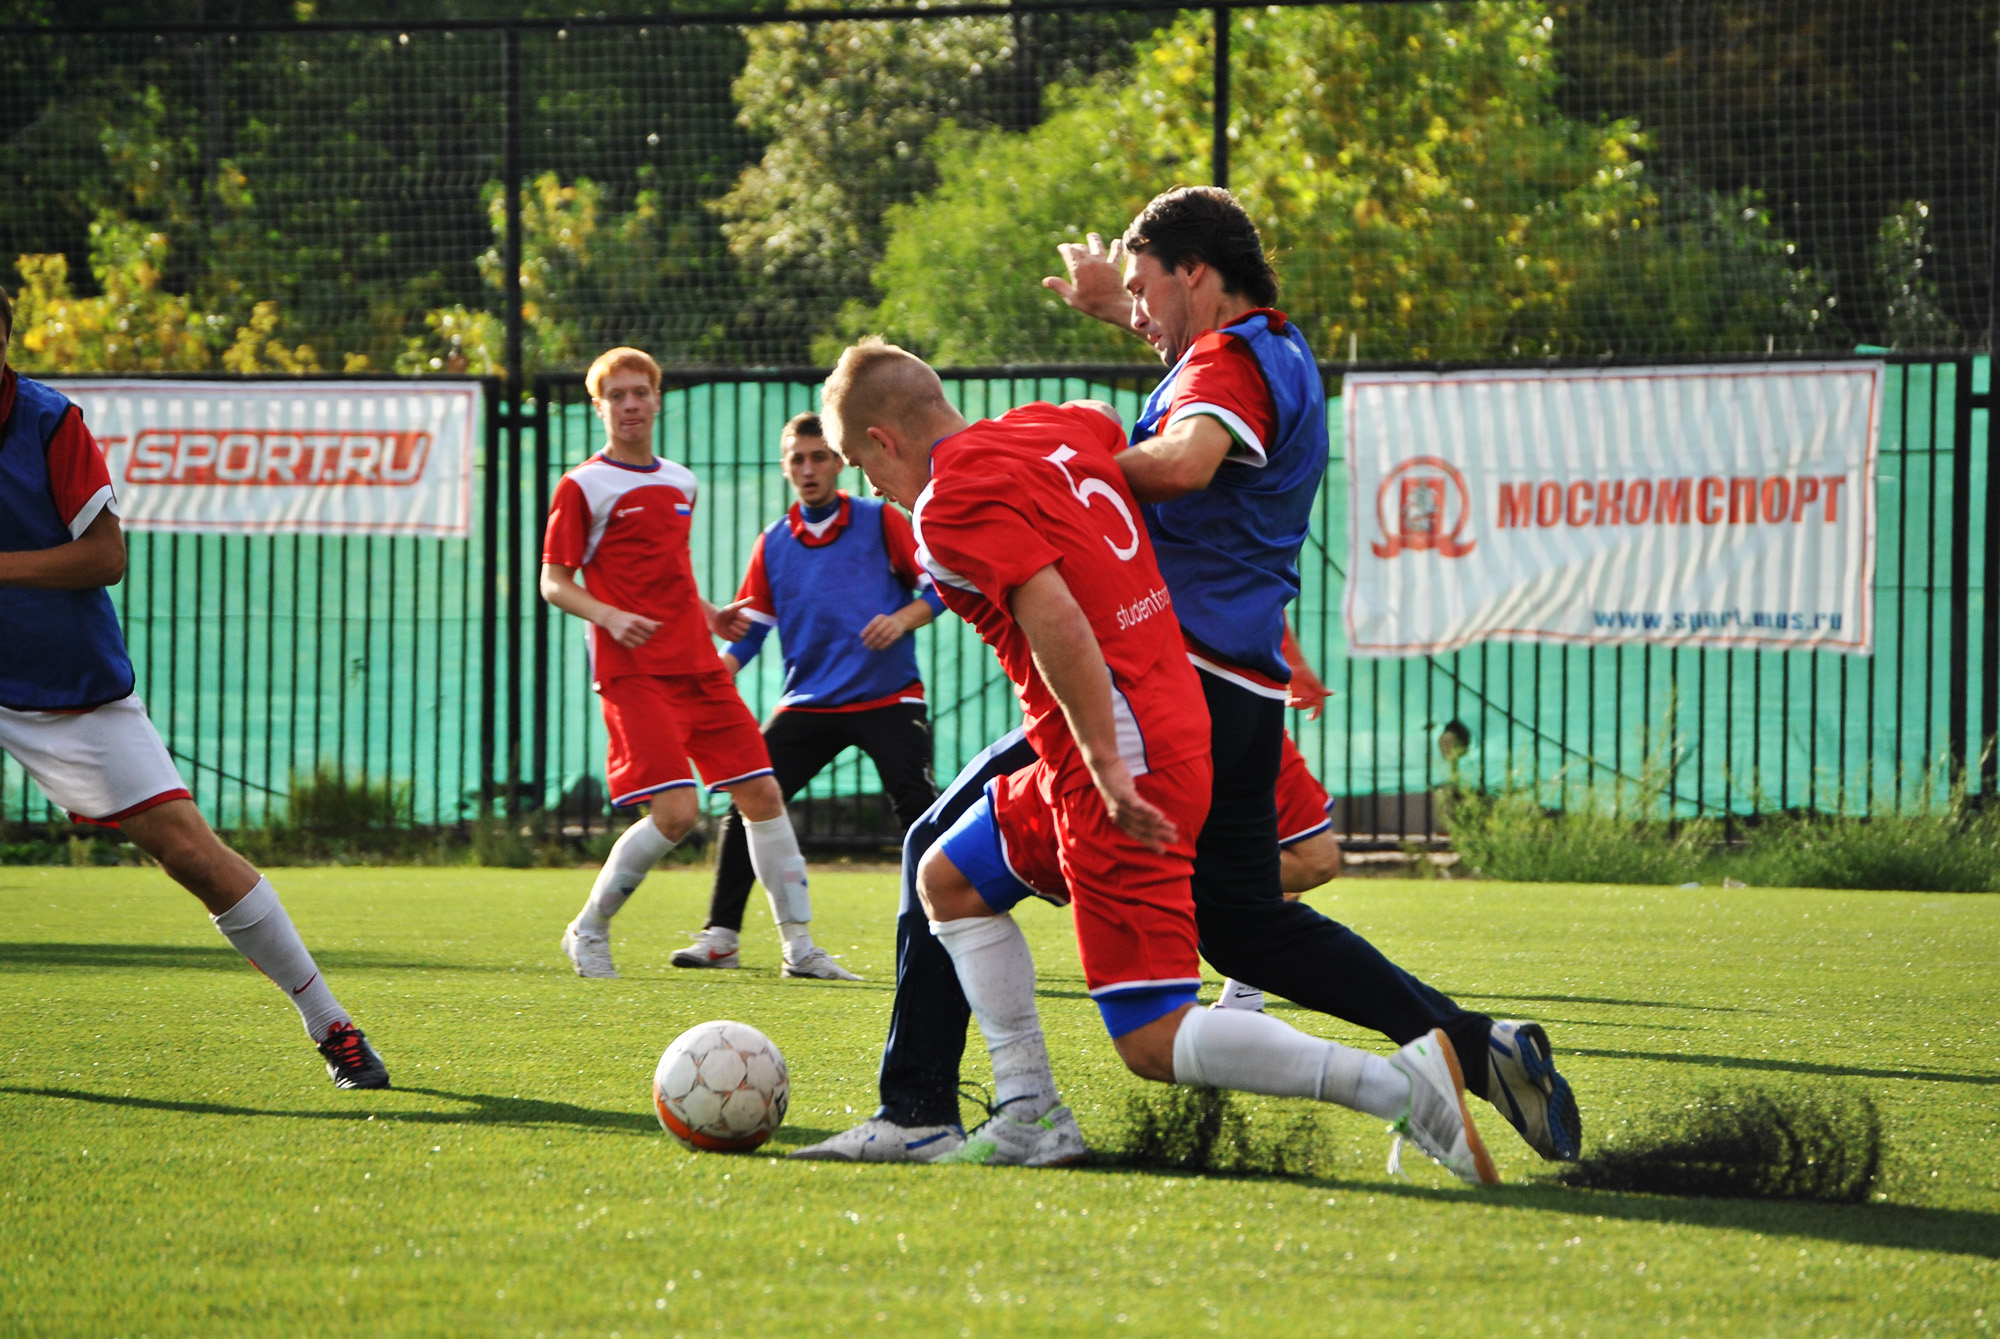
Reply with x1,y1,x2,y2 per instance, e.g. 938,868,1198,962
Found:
652,1020,790,1152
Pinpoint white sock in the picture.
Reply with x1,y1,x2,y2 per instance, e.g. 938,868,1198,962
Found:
931,914,1059,1121
210,877,349,1042
1170,1006,1411,1120
746,813,813,956
1212,978,1266,1011
577,816,674,934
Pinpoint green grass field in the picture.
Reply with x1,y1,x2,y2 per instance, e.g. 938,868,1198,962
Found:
2,865,1995,1336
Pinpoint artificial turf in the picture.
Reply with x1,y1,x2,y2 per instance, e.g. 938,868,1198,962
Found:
1,864,1994,1336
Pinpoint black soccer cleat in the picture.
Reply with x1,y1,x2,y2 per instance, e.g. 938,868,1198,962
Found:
317,1021,391,1090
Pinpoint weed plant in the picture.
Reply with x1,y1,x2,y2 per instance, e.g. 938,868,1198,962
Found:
1558,1083,1882,1203
1116,1085,1329,1178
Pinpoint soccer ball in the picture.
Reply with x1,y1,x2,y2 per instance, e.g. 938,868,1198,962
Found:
652,1020,790,1152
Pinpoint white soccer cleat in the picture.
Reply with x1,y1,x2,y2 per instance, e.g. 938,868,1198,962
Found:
936,1104,1088,1167
1385,1028,1500,1187
1210,980,1268,1012
788,1117,966,1163
560,921,620,979
782,946,862,981
670,927,742,970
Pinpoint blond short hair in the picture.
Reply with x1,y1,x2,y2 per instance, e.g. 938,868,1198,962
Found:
585,346,661,399
820,337,950,453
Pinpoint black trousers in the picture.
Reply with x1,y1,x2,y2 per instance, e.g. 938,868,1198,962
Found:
874,670,1490,1129
707,701,938,932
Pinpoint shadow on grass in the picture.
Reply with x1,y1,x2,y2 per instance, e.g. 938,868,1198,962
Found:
0,942,498,974
1562,1046,2000,1087
1486,1181,2000,1261
1060,1159,2000,1261
1454,992,1765,1014
0,1084,656,1134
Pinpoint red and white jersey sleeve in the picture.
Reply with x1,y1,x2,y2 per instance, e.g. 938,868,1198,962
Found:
915,402,1209,794
541,453,717,684
879,501,937,598
45,414,118,538
1162,323,1279,466
733,532,777,628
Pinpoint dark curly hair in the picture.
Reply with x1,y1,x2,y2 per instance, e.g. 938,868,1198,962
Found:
1121,186,1279,307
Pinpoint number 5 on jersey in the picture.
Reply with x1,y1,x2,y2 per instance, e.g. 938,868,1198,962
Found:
1044,445,1139,561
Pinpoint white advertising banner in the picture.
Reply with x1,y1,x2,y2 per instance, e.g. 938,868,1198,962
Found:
1342,362,1881,657
47,379,482,537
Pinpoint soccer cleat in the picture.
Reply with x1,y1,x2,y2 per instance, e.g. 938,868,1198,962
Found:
560,921,620,979
1385,1027,1499,1187
317,1021,390,1090
936,1103,1087,1167
788,1117,966,1163
782,946,862,981
1485,1020,1582,1162
670,927,742,970
1210,980,1267,1012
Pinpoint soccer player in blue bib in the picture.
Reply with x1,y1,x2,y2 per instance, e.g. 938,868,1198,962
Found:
795,188,1577,1166
0,286,387,1089
679,413,943,971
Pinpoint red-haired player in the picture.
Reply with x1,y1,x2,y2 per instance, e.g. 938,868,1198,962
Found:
540,347,857,981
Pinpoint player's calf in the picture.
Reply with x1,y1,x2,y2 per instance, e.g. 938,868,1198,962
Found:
120,799,389,1090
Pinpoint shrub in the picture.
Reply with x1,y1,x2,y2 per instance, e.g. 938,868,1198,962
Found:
1449,781,1714,885
1717,774,2000,893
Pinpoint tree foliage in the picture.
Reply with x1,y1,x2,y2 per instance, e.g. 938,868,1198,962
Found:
858,5,1838,365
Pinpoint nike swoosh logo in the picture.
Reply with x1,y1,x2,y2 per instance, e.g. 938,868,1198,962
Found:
292,972,319,996
616,506,644,516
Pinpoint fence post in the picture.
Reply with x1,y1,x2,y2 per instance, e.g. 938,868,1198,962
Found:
1948,357,1974,782
501,27,526,820
1211,5,1229,190
480,378,501,816
532,379,552,835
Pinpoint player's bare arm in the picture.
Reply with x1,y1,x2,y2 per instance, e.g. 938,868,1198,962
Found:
857,596,934,650
539,562,660,648
1007,564,1178,853
1114,412,1235,503
0,507,126,589
1042,233,1137,330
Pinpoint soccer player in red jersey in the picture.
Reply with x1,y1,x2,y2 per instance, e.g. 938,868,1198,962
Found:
540,348,857,981
819,338,1494,1182
0,287,386,1088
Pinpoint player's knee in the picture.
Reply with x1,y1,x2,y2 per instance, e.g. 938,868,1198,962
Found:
729,775,785,823
1110,1020,1180,1084
915,846,980,922
1279,840,1341,895
645,790,700,843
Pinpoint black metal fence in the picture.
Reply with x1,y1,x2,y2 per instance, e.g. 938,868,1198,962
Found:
3,354,1986,846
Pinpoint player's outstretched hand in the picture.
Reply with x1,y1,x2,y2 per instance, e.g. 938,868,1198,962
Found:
1286,659,1330,720
858,611,908,650
602,608,661,648
1043,233,1135,329
1094,760,1179,854
709,597,756,643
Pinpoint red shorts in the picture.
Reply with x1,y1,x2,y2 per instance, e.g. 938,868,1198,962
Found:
598,668,772,807
989,755,1212,998
1276,732,1333,847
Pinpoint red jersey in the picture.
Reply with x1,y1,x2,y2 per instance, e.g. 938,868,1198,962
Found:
542,452,716,684
913,402,1210,797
